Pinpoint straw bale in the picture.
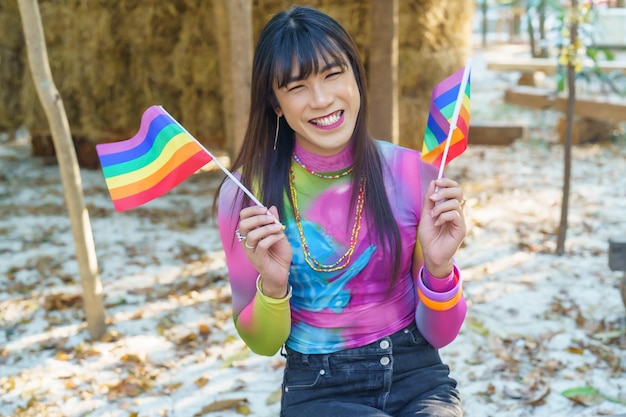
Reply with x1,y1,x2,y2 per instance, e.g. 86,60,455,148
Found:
0,0,473,165
398,0,474,149
0,1,25,131
254,0,370,62
13,0,224,164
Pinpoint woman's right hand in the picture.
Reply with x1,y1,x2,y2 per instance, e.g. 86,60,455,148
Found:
237,205,292,298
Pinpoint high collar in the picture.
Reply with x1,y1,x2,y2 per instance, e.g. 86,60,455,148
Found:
293,142,354,172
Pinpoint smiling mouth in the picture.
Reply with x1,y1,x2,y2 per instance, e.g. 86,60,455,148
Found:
309,110,343,126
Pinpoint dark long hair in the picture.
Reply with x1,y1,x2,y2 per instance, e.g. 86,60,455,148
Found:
215,6,402,283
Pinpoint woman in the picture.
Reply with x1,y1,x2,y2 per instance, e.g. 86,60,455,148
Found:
216,5,467,417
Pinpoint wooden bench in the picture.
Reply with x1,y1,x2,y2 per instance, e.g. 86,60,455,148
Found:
503,85,626,143
468,121,527,146
608,239,626,307
487,58,626,86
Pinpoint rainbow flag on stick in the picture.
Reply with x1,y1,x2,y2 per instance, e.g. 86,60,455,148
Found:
421,61,471,178
96,106,213,211
97,105,273,216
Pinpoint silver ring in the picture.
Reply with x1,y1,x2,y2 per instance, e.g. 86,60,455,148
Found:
244,241,256,250
460,199,466,207
235,229,246,242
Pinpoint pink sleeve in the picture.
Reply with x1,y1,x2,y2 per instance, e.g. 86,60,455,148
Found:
217,178,258,315
415,265,467,349
217,178,291,356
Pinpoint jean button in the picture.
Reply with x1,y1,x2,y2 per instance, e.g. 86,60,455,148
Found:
379,340,390,349
380,356,390,366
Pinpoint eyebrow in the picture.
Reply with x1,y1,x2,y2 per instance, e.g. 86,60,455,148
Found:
285,61,344,85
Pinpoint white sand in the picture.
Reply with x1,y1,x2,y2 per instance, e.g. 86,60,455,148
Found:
1,44,625,417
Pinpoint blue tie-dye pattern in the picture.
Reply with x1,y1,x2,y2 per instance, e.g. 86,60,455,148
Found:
286,218,376,313
289,321,343,352
285,218,377,350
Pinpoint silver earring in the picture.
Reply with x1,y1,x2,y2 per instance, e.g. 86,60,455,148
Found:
273,115,281,150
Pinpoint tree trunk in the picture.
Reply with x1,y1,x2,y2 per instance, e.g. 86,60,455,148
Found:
368,0,399,144
556,1,578,255
225,0,252,159
527,5,538,58
481,0,488,47
17,0,106,338
526,1,549,59
538,0,549,58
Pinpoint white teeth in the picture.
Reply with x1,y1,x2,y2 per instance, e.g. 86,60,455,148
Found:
311,111,342,126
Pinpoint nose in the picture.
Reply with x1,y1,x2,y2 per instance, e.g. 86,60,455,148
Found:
310,82,333,108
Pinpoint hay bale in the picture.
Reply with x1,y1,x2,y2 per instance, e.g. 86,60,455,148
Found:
0,1,25,131
0,0,474,165
12,0,226,165
398,0,474,150
254,0,370,66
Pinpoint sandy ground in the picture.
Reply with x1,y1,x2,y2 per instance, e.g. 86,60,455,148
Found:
1,43,626,416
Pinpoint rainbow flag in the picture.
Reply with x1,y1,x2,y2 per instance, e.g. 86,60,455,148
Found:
421,64,471,170
95,106,213,212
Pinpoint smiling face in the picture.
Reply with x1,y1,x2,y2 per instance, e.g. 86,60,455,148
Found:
272,56,361,157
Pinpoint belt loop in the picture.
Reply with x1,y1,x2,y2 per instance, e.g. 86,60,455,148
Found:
302,354,309,364
322,354,332,377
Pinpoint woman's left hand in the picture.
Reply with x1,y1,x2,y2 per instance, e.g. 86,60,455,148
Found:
418,178,467,278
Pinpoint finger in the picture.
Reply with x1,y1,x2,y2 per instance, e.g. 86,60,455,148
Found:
267,205,280,220
430,199,459,217
433,209,464,227
255,228,288,251
430,186,463,202
239,210,277,235
422,180,438,212
246,222,285,249
244,239,257,250
240,205,270,221
434,178,459,189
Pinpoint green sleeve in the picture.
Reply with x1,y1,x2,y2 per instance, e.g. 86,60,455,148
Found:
234,281,292,356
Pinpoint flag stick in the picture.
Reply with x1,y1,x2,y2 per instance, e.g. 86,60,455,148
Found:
160,106,282,225
437,60,472,180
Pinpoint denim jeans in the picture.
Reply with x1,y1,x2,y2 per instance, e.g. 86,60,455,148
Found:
280,322,462,417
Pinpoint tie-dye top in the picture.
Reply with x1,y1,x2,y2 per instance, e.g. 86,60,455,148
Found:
217,140,466,355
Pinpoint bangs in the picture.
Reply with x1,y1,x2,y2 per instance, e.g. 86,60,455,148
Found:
273,32,348,88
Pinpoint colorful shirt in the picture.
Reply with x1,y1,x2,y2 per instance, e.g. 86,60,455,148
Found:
218,140,466,355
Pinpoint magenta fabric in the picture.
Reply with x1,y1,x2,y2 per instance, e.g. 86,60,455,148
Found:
218,140,466,353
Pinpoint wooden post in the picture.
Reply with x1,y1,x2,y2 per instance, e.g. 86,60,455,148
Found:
17,0,106,338
368,0,399,144
468,122,527,145
214,1,234,164
225,0,252,159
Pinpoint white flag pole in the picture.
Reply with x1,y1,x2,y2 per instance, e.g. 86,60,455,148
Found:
160,106,281,225
437,60,472,180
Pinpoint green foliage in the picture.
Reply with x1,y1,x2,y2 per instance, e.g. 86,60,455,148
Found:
553,3,626,95
561,386,626,406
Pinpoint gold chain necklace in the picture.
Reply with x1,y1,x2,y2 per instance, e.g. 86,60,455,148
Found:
292,153,354,179
289,165,365,272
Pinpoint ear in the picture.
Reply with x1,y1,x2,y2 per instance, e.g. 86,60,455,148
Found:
275,108,283,117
